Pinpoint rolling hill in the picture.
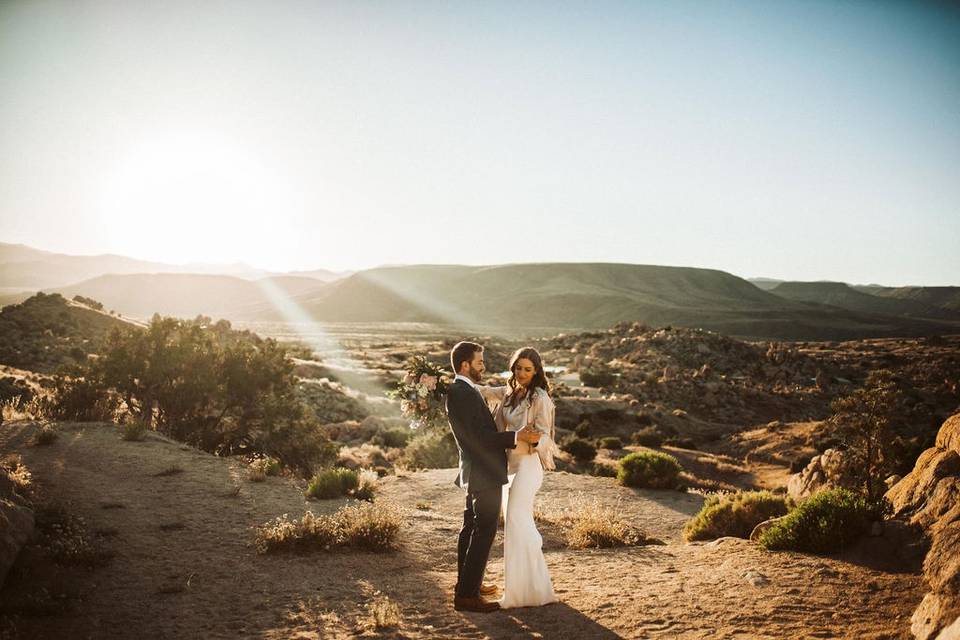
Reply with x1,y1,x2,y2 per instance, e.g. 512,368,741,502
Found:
875,286,960,313
768,281,960,320
242,263,960,340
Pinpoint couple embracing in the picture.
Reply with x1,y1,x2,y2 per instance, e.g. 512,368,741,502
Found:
446,341,560,613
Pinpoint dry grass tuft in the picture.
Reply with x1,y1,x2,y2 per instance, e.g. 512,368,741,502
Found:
255,501,404,554
364,593,403,630
537,496,663,549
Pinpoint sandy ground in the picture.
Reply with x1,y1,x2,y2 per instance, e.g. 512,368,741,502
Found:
1,420,924,640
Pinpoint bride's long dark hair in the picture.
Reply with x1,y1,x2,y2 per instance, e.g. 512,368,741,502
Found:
505,347,551,409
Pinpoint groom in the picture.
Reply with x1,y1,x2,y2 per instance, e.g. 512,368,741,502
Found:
446,341,541,613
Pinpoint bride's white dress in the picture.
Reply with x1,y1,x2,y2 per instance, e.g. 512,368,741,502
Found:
478,385,558,608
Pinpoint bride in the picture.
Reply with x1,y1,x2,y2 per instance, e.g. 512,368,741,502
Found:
477,347,559,608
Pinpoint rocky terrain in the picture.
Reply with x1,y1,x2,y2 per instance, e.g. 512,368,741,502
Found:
0,421,927,639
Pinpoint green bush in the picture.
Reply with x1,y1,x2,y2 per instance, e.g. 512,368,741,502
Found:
683,491,789,541
598,437,623,450
372,427,412,449
591,462,618,477
632,426,665,447
758,488,887,553
42,374,119,422
34,424,58,446
561,437,597,463
579,365,616,388
401,431,458,469
121,420,147,442
306,468,359,499
618,451,682,489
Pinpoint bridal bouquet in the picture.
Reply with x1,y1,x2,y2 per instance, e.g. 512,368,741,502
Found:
388,356,452,429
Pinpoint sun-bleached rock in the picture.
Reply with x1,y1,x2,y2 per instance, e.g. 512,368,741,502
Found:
888,413,960,640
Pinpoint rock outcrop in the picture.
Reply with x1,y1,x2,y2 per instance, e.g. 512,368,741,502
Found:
886,413,960,640
0,459,34,587
787,448,851,502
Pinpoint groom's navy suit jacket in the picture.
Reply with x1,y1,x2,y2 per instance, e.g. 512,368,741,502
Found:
446,379,516,493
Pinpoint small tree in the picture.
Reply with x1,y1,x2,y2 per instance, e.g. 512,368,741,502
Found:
827,369,903,502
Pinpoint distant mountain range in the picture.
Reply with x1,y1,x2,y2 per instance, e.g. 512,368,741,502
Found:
0,243,349,291
2,243,958,340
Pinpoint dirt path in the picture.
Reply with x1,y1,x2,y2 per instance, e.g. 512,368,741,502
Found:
1,421,923,639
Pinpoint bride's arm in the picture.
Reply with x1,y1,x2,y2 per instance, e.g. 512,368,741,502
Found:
528,389,557,441
475,384,508,403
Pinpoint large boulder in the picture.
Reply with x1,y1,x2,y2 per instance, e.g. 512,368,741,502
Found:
0,463,34,587
787,448,851,503
887,413,960,640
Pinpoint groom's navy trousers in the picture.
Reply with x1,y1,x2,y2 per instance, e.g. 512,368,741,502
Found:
446,380,516,598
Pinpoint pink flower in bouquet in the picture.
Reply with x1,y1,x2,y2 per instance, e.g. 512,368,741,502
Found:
418,397,429,410
420,374,438,391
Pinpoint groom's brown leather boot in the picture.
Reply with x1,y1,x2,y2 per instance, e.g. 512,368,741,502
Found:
454,595,500,613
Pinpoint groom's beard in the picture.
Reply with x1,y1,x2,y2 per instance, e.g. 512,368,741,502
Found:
467,365,483,383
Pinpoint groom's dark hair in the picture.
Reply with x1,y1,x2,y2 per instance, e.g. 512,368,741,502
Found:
450,341,483,374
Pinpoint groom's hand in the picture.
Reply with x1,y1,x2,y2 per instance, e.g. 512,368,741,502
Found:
517,426,541,444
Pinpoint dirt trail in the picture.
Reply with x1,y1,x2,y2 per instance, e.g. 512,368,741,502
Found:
1,421,923,639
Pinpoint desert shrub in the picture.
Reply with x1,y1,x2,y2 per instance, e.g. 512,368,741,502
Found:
634,412,654,426
539,498,661,549
306,468,359,499
758,488,888,553
579,364,616,388
337,501,403,551
352,469,379,502
683,491,790,541
365,594,403,630
632,426,665,447
338,443,390,470
561,437,597,463
618,451,682,489
255,501,403,554
371,427,412,449
34,424,58,446
663,436,697,450
42,374,119,422
121,420,147,442
35,504,112,567
598,437,623,449
248,456,281,482
401,431,458,469
828,369,904,501
590,462,618,477
574,420,592,438
255,510,339,553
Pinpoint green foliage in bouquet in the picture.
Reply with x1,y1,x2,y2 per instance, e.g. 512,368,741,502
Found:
387,356,451,431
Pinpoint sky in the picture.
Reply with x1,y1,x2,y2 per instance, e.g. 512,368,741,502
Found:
1,0,958,285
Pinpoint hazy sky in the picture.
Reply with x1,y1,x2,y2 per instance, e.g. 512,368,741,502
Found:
1,0,958,284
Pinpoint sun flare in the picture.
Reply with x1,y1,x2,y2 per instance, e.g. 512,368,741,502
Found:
98,130,300,268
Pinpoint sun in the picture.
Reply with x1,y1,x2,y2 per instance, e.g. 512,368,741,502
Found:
98,130,300,268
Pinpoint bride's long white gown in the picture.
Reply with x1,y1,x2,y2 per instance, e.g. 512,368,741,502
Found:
500,449,556,608
478,385,557,608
